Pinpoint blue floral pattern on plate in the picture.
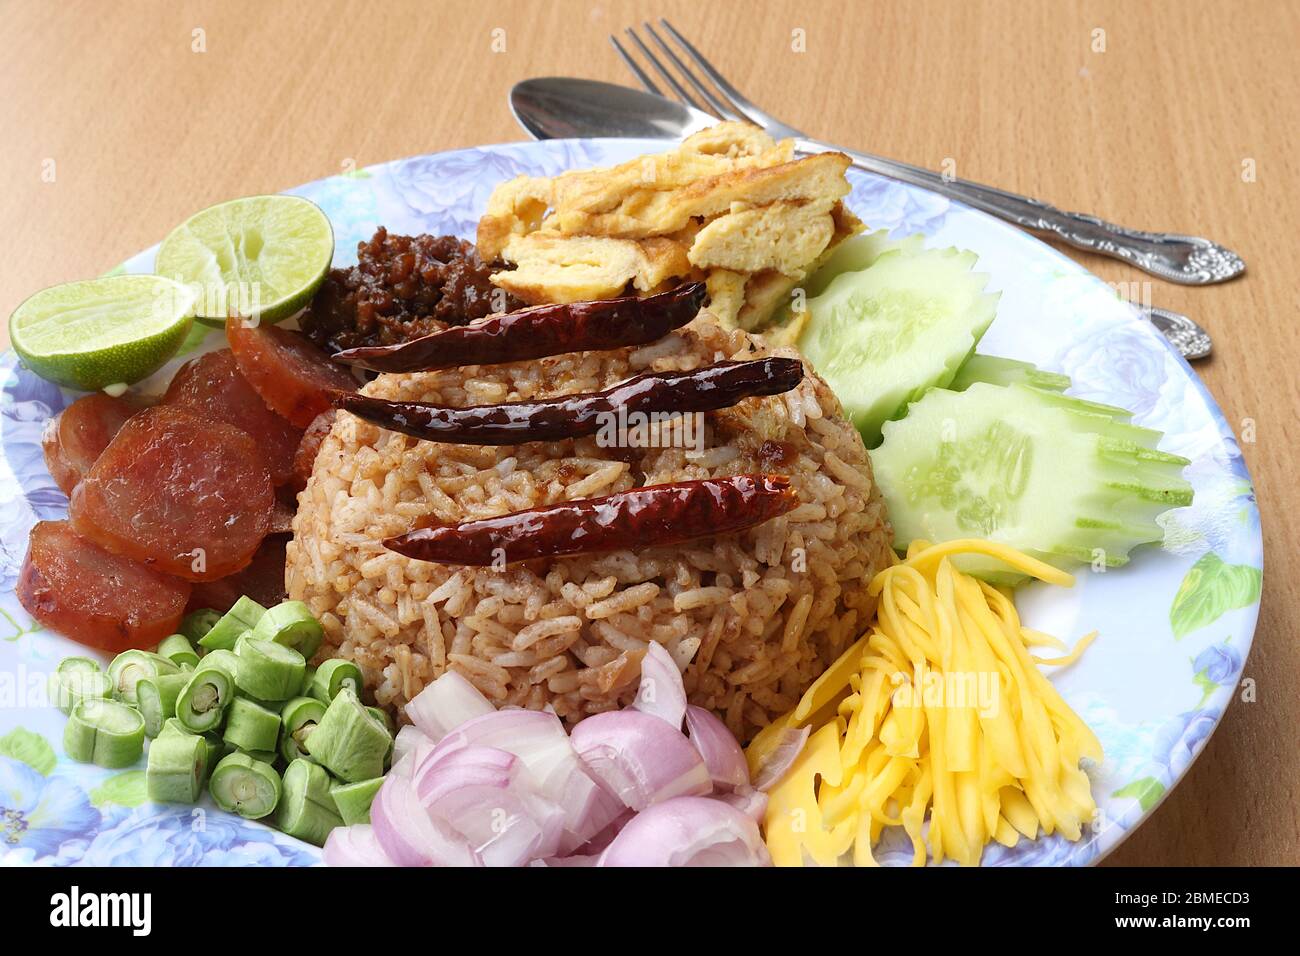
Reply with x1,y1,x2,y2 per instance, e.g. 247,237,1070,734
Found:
0,139,1262,866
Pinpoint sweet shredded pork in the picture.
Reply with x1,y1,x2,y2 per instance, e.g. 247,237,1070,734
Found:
301,229,523,353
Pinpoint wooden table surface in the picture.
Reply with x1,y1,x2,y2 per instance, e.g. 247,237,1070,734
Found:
2,0,1296,866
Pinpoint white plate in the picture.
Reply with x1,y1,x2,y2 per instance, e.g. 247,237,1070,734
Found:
0,139,1262,865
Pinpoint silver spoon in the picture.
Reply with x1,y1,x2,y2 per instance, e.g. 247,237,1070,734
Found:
509,77,1212,361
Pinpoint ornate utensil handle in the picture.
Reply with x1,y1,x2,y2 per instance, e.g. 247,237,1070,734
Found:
798,139,1245,286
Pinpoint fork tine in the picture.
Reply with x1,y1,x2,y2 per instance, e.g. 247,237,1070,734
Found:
608,35,664,98
624,27,707,113
657,19,770,122
642,22,746,122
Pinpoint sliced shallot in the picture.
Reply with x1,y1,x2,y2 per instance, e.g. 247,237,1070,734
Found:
323,824,394,867
414,747,563,867
323,640,767,867
390,724,436,777
370,775,479,867
685,704,750,792
569,710,712,811
598,796,771,867
714,786,769,825
404,670,495,743
630,640,688,730
432,708,622,853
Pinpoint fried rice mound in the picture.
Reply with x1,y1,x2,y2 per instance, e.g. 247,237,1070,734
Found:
286,316,892,742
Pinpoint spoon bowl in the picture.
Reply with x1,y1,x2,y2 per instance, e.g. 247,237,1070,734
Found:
510,77,713,141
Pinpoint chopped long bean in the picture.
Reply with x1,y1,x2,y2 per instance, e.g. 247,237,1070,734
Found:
304,688,392,783
198,596,266,651
276,759,344,846
49,657,112,715
158,717,190,740
308,658,363,704
365,706,394,736
146,730,208,803
64,698,145,768
179,607,222,643
250,601,324,659
279,696,327,763
108,650,179,705
222,697,282,754
137,672,190,737
156,633,200,669
209,752,281,819
176,665,234,733
236,639,305,701
330,777,384,826
159,717,225,769
194,649,239,678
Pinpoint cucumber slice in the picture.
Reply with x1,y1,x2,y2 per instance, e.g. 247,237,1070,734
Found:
948,354,1070,393
801,230,926,300
873,382,1193,582
797,246,1000,447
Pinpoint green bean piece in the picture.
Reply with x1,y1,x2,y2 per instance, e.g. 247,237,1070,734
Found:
161,717,224,764
158,717,188,739
276,759,344,847
308,658,364,704
146,731,208,803
209,752,282,819
304,689,392,783
49,657,113,715
365,706,395,736
237,749,278,764
251,601,324,659
236,639,305,702
107,650,179,706
156,633,200,669
222,697,282,755
64,698,145,768
279,696,327,764
197,596,267,651
298,665,317,697
137,672,190,738
330,777,384,826
176,666,234,734
179,607,223,643
194,648,238,678
157,717,213,764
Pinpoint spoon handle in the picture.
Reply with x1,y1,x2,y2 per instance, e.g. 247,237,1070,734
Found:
796,139,1244,286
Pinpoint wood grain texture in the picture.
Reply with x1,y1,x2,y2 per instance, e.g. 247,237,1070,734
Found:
1,0,1296,865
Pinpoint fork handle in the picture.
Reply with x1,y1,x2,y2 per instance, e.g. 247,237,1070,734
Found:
796,139,1244,285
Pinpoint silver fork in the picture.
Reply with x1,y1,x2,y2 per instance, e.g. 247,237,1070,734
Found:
614,20,1243,287
612,19,1215,357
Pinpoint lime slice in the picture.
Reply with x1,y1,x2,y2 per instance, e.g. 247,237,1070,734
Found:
9,274,196,390
155,195,333,327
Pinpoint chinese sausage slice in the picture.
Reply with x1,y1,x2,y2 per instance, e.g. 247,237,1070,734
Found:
17,520,190,653
164,348,303,486
69,405,274,581
227,317,356,428
41,392,142,496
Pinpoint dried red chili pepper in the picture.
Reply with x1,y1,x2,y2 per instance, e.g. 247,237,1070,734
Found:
330,282,706,372
384,474,797,565
332,357,803,446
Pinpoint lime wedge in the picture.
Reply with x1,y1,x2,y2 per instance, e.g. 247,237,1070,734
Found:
155,195,334,327
9,275,196,390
